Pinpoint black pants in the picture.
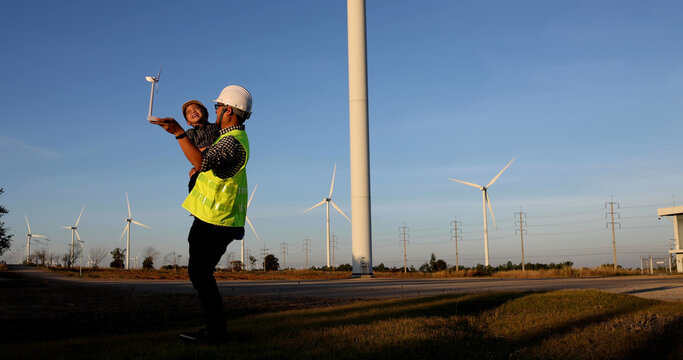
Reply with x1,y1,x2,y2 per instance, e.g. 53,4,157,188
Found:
187,217,244,334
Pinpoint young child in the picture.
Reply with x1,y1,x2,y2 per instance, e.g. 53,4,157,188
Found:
181,100,219,192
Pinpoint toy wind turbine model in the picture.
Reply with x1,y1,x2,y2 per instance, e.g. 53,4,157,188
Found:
62,206,85,267
145,68,161,120
243,185,261,269
449,158,515,266
120,193,150,270
304,163,351,267
24,215,48,263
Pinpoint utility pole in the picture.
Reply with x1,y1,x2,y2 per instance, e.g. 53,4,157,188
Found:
260,244,269,271
280,242,288,269
605,196,621,271
450,218,462,272
303,238,311,269
514,209,527,272
399,223,409,273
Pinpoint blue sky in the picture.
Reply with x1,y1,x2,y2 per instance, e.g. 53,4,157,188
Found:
2,0,682,269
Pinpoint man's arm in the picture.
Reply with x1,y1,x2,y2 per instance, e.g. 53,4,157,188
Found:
149,116,203,170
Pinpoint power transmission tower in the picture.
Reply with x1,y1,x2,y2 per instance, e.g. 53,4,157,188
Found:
605,196,621,271
302,238,311,269
280,242,288,269
331,234,337,269
514,209,527,272
260,244,269,271
450,218,462,272
399,223,409,273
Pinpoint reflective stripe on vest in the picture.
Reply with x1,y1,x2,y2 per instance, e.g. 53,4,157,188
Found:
182,129,249,227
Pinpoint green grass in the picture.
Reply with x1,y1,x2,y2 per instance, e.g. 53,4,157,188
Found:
1,273,681,359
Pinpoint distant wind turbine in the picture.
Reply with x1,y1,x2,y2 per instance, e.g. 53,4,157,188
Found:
145,67,161,120
120,193,150,270
62,206,85,268
449,158,515,266
24,215,48,264
303,163,351,267
243,185,261,269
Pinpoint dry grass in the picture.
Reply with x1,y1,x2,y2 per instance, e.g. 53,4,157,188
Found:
47,267,351,280
374,266,644,279
0,262,8,271
43,264,656,282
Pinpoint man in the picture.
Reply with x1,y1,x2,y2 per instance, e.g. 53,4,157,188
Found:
149,85,253,344
181,100,219,191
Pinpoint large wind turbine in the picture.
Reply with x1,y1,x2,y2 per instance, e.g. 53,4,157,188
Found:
304,163,351,267
242,185,261,269
449,158,515,266
24,215,47,264
120,193,150,270
62,206,84,268
145,68,161,120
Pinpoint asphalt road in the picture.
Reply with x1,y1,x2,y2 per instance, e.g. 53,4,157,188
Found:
8,266,683,302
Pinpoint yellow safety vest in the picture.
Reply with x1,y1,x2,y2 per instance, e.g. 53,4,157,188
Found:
182,129,249,227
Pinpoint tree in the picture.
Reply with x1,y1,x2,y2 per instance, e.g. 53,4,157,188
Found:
110,248,125,269
0,188,14,256
264,254,279,271
248,255,257,270
89,246,108,269
142,246,159,270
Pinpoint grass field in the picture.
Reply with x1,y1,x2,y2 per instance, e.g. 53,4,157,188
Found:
1,269,682,359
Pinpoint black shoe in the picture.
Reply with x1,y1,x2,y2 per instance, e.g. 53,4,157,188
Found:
179,328,225,344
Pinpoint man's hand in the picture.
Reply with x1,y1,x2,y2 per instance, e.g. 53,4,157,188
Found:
149,116,184,137
189,167,198,177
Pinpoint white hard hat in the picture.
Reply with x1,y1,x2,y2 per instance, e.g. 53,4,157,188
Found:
213,85,252,115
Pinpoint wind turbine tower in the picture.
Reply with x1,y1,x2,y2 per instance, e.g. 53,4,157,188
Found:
24,215,47,264
62,206,84,268
348,0,373,276
120,193,150,270
304,163,351,267
449,158,515,266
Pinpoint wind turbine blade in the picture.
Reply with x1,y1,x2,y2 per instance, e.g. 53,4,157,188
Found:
485,191,497,229
156,67,162,80
448,178,483,190
132,220,151,229
75,205,85,227
328,162,337,198
25,215,31,233
126,192,132,218
330,201,351,223
62,226,71,229
486,157,516,188
33,234,47,238
119,223,129,242
245,216,262,242
75,230,82,243
247,184,258,208
303,200,326,213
